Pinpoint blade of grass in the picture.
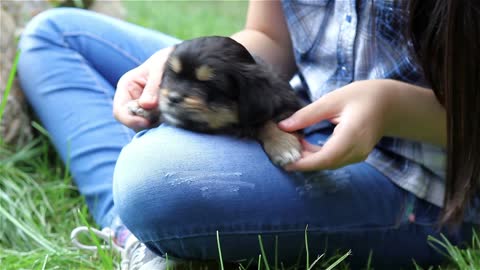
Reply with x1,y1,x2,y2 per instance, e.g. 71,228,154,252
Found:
305,225,310,270
258,235,271,270
166,253,170,270
31,122,51,139
366,250,373,270
217,230,225,270
427,235,453,259
274,235,278,270
41,254,49,270
0,204,56,252
77,209,114,269
325,250,351,270
0,50,20,128
307,254,324,270
472,229,480,249
412,259,422,270
239,258,254,270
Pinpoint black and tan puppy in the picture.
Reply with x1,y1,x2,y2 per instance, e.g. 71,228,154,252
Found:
128,36,303,166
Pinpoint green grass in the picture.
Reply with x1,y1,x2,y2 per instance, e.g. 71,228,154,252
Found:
0,133,107,269
1,1,479,269
122,0,248,40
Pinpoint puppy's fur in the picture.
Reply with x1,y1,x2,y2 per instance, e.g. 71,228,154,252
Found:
128,36,303,165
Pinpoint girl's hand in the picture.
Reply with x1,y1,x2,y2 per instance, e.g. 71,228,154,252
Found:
113,47,173,131
278,79,445,171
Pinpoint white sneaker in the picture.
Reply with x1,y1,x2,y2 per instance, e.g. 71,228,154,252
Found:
70,226,177,270
120,234,177,270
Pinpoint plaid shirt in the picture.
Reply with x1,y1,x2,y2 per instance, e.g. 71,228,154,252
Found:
282,0,446,207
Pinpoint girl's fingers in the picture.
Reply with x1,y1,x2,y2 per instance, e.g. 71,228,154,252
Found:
279,94,340,132
138,69,162,109
138,48,174,109
127,76,147,98
285,123,356,171
300,139,323,152
114,69,151,129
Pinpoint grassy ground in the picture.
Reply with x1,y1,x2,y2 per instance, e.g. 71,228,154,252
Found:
1,1,479,269
122,0,247,39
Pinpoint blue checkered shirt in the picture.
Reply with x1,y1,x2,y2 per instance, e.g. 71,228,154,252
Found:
282,0,446,207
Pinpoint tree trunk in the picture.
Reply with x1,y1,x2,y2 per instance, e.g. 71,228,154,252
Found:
0,0,126,146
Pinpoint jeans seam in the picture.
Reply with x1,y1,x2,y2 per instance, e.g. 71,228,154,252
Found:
141,223,418,243
61,31,136,142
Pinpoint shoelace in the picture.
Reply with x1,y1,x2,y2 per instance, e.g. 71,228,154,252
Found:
70,226,124,253
71,226,145,270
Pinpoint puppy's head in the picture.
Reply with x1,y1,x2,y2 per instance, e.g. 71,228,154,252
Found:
158,36,292,133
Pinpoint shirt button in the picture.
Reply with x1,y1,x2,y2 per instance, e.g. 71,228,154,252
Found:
346,14,352,23
340,66,348,77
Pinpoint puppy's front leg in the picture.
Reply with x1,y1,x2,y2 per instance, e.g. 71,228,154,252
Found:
258,121,302,166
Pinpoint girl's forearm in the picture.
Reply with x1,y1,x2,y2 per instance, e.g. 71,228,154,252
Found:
230,30,296,77
230,0,296,77
382,79,446,147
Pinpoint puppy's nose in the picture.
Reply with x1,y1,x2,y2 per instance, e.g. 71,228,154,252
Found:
168,92,183,104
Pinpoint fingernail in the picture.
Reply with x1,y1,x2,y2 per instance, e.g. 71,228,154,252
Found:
141,93,156,103
279,118,293,127
148,93,156,101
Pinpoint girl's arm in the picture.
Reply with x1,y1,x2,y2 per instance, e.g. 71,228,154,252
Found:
230,0,297,78
279,79,446,171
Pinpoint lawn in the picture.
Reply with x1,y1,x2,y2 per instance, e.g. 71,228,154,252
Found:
0,1,478,269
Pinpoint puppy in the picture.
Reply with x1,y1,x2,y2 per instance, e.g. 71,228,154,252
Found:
128,36,303,166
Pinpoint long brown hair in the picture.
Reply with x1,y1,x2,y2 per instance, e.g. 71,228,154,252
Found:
409,0,480,226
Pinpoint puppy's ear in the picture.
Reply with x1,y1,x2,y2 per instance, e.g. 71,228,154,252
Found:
234,64,280,127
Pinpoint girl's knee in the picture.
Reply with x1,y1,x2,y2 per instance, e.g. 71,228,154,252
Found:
112,139,223,240
21,8,83,39
19,8,91,57
112,126,275,238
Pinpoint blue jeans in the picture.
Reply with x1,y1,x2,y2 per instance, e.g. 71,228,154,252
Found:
18,8,473,269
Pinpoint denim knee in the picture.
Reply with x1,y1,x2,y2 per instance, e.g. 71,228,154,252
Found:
20,8,81,42
113,135,183,239
111,124,291,233
112,126,282,260
113,126,259,236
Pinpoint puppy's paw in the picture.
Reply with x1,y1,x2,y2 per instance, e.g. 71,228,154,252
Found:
259,122,302,166
127,100,160,123
263,132,302,166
